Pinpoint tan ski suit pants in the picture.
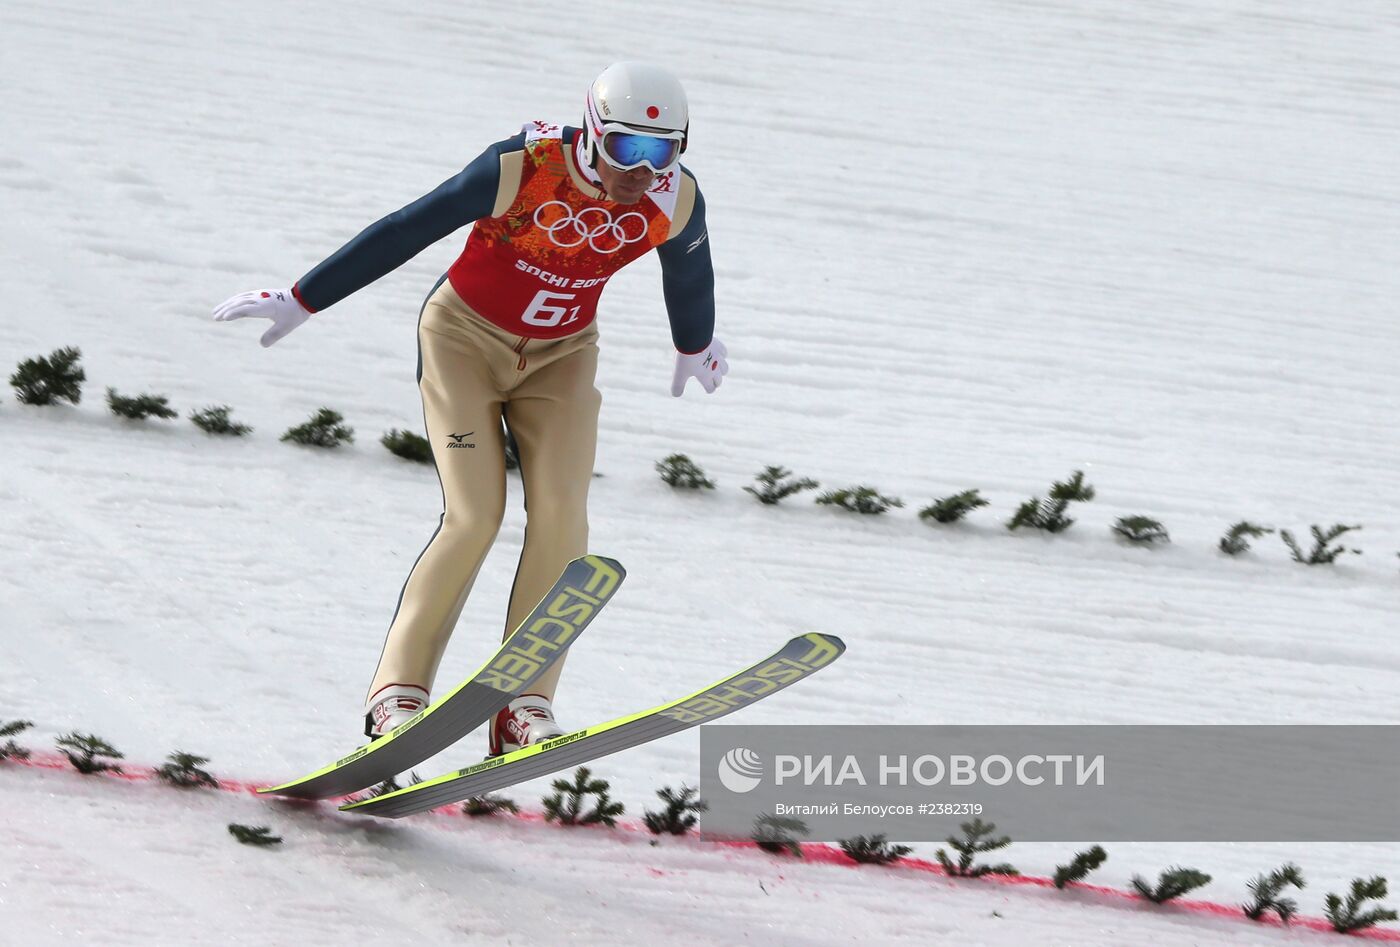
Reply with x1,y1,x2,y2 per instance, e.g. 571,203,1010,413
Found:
367,277,601,705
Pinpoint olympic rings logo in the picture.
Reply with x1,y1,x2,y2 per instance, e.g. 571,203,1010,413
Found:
533,201,649,254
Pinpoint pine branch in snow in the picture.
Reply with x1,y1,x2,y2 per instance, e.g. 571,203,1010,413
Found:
106,387,178,421
10,347,84,405
155,752,219,789
281,408,354,448
935,818,1017,878
1007,470,1095,533
752,814,807,857
0,720,33,738
1325,876,1398,933
816,485,903,515
919,489,989,524
0,719,34,762
655,453,715,489
744,466,819,505
55,732,124,775
643,784,708,835
381,428,432,464
543,766,624,826
1243,863,1305,924
190,405,252,436
462,794,520,817
839,834,913,865
228,824,282,847
1053,845,1108,889
1130,866,1212,903
1280,524,1362,565
1112,515,1169,545
1219,521,1273,556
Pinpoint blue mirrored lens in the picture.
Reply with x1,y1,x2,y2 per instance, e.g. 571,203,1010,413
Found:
602,132,680,169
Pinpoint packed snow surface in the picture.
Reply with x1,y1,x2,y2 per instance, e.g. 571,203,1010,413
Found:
2,0,1398,943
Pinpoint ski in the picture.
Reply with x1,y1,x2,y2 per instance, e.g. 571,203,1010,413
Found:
258,554,625,800
340,632,845,819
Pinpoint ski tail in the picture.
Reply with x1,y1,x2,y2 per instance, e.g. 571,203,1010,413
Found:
259,554,625,800
340,632,845,818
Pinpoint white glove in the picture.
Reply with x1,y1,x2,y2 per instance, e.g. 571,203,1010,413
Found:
671,338,729,397
213,288,311,348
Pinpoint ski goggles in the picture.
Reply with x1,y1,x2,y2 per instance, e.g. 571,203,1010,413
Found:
597,127,684,173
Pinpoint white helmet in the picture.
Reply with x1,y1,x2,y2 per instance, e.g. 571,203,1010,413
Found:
584,62,689,173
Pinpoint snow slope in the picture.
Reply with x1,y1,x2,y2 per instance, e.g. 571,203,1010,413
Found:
2,0,1399,943
15,752,1396,946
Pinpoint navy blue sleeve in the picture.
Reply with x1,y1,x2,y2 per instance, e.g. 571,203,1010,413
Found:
655,169,716,354
293,132,526,313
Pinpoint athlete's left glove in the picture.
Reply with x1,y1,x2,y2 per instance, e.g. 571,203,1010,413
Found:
671,338,729,396
212,288,312,348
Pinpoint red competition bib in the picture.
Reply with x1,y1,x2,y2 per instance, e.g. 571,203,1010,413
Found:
447,121,682,339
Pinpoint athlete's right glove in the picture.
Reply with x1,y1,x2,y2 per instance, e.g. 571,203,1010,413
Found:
670,338,729,396
212,288,312,348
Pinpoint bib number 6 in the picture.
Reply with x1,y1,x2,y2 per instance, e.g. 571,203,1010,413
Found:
521,289,582,328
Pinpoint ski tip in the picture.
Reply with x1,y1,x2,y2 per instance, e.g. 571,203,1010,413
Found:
580,553,626,579
795,632,846,667
255,778,306,796
256,782,318,798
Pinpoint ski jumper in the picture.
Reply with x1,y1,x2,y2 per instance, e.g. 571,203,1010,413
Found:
291,122,715,708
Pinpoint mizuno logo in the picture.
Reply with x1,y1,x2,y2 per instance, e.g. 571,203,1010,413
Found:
686,229,708,254
447,432,476,449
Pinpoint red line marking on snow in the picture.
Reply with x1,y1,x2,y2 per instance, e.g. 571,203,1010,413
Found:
7,752,1400,941
12,752,288,798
